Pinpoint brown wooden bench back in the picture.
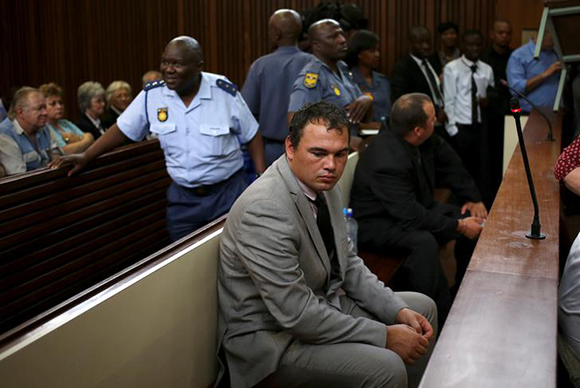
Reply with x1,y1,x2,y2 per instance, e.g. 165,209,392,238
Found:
0,140,171,333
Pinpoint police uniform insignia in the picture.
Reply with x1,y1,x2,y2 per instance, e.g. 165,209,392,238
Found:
216,79,238,96
364,92,374,101
304,73,318,88
332,85,341,96
144,80,166,91
157,107,168,122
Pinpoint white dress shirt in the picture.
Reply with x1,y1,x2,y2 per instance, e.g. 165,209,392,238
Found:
443,55,494,136
410,54,443,107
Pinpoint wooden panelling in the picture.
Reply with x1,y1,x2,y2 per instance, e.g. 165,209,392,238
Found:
2,0,510,123
0,140,171,333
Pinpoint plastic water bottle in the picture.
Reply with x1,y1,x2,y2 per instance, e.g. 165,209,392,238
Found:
344,207,358,254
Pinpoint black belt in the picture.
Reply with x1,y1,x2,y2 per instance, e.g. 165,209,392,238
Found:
181,169,242,197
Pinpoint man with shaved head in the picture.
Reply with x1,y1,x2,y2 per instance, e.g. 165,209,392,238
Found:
51,36,265,241
288,19,372,149
242,9,312,166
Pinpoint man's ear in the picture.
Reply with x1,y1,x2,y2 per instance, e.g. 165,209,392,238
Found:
285,136,294,161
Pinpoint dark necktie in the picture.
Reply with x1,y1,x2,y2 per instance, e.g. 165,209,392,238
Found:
421,59,443,105
470,64,478,125
313,195,335,259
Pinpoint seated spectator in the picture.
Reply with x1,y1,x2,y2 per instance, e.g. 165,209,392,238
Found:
507,31,561,113
0,87,59,177
76,81,107,140
555,139,580,361
350,93,486,327
430,21,461,77
102,81,133,129
142,70,162,88
39,83,94,155
346,29,392,125
443,29,494,199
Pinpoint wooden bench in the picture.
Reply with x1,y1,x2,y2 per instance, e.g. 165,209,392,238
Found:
0,215,225,387
419,108,562,387
0,140,171,334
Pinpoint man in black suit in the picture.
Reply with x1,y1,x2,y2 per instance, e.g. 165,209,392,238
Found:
350,93,486,326
391,26,448,139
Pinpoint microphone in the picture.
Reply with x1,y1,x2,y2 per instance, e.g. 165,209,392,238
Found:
500,79,554,141
510,97,545,240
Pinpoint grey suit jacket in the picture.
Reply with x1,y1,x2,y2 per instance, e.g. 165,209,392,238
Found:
216,155,407,388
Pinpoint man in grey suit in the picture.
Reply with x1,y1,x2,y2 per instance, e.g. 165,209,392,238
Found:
217,102,437,388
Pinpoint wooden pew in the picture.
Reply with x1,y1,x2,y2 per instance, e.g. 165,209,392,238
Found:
419,109,562,387
0,140,171,334
0,215,226,387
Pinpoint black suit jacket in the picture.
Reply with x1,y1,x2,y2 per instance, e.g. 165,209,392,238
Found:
76,113,104,140
390,54,437,103
101,108,119,130
350,128,481,249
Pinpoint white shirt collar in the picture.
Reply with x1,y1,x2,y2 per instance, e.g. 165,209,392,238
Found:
12,118,26,135
86,112,101,129
460,55,479,68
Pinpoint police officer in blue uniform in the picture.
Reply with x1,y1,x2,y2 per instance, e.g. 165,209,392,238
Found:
288,19,373,148
346,30,392,126
51,36,266,241
241,9,312,167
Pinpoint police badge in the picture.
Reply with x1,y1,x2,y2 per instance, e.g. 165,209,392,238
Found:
157,107,168,122
304,73,318,88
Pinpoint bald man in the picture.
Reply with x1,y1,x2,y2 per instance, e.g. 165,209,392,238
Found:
242,9,313,166
51,36,265,241
288,19,372,148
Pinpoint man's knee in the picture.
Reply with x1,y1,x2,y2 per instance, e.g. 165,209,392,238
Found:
396,291,438,333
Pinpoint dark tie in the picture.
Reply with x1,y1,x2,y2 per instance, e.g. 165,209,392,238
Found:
470,64,478,125
313,194,335,259
421,59,443,105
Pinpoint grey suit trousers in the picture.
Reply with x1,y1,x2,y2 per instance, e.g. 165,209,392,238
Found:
256,292,437,388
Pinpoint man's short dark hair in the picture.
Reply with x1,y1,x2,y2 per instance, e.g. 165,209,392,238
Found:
437,21,459,35
463,29,483,41
288,102,349,149
390,93,432,137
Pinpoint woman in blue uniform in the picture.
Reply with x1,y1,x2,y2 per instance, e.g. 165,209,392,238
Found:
346,30,391,126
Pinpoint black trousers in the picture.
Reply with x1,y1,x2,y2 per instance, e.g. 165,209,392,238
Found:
366,203,477,328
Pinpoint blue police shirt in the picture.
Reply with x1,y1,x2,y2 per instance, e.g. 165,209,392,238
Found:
507,39,560,113
117,72,259,188
351,68,392,124
288,56,363,113
0,117,55,172
242,46,312,141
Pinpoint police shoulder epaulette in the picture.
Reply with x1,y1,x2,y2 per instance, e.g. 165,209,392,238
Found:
144,80,166,91
216,79,238,96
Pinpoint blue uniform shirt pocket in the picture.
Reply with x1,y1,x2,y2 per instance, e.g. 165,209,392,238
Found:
199,124,237,157
150,123,177,151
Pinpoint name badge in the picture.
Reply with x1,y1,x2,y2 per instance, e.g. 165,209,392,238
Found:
200,125,229,136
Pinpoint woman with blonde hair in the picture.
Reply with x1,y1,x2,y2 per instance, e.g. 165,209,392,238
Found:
102,80,132,129
39,83,94,155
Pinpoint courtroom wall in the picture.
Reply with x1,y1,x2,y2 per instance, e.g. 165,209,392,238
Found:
1,0,542,121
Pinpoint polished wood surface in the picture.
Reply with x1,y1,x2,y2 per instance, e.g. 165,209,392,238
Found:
420,109,561,387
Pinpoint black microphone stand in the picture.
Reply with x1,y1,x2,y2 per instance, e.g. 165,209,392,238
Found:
501,79,554,141
510,97,545,240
